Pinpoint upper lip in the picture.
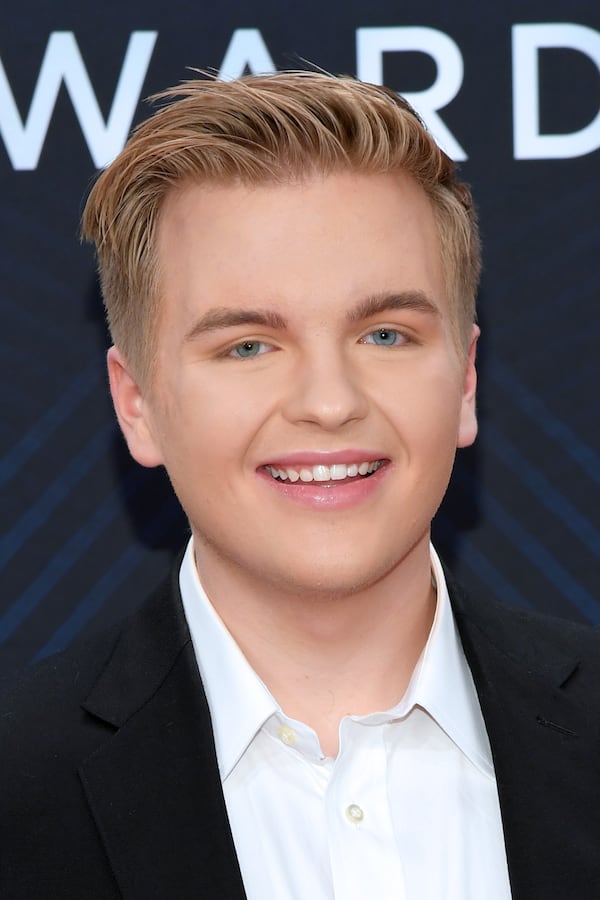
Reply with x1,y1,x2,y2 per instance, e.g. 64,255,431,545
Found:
259,450,388,468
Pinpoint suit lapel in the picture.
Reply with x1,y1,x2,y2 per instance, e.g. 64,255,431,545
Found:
78,574,247,900
450,577,600,899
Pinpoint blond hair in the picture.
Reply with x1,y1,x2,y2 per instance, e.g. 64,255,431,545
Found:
82,72,480,383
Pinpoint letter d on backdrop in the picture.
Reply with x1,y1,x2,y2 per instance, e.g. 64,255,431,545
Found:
513,23,600,159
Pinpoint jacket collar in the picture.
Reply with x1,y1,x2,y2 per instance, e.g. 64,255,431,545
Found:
79,568,247,900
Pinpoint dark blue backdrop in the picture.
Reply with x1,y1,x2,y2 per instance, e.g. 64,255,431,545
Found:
1,1,599,675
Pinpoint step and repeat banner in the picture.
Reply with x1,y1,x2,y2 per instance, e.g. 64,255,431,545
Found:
1,1,599,674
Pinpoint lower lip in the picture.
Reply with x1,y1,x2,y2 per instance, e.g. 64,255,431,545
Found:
257,464,388,510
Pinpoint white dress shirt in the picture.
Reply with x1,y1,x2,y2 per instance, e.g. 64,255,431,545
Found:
180,539,512,899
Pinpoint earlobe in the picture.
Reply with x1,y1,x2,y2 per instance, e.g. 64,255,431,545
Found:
107,346,164,468
457,324,480,449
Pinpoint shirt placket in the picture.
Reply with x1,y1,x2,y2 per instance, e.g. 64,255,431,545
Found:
325,720,407,900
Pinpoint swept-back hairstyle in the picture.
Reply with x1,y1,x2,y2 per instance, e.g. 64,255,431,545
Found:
82,71,480,383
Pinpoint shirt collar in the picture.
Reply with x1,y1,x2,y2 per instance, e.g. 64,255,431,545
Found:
405,546,494,776
179,538,493,780
179,539,277,779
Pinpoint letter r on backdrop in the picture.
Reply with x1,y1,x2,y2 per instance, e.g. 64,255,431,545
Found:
356,26,466,160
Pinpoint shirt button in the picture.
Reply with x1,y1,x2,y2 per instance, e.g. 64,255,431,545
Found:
345,803,364,824
277,725,297,747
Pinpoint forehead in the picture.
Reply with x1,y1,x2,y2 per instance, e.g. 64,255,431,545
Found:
157,171,447,322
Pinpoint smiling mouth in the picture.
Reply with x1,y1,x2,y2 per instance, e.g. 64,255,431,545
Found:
263,460,385,484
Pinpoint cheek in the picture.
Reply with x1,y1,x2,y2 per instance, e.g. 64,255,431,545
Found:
383,366,463,433
158,376,269,476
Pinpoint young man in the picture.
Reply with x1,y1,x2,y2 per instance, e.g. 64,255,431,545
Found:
2,73,599,899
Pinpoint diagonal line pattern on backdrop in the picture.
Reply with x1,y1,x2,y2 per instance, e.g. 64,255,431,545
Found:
489,359,600,486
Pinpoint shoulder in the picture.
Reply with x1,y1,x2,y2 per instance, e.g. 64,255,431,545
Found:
1,566,174,761
0,563,203,896
0,624,125,893
446,567,600,692
446,562,599,641
0,623,122,779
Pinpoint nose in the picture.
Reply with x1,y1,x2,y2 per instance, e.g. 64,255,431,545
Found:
283,346,369,430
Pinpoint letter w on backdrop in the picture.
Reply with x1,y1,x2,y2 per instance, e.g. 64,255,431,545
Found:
0,31,157,170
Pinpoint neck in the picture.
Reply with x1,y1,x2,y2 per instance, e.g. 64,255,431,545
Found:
193,533,436,757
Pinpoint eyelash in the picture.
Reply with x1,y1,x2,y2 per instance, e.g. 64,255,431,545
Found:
359,328,408,347
223,327,409,360
226,340,271,359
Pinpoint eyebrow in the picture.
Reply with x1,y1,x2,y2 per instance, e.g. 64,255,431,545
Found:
184,290,439,341
184,308,288,341
346,291,440,322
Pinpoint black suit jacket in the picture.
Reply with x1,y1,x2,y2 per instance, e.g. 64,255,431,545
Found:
1,563,600,899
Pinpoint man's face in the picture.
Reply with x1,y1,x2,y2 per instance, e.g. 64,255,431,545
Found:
110,171,478,598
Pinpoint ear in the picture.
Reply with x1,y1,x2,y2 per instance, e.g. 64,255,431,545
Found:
457,324,480,449
107,346,164,468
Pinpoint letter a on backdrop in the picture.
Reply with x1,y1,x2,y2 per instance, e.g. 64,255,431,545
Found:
218,29,276,80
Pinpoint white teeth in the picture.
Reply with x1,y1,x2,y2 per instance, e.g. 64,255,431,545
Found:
330,464,347,480
265,460,383,482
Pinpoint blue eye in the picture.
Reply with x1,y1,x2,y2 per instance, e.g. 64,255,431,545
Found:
364,328,403,347
230,340,267,359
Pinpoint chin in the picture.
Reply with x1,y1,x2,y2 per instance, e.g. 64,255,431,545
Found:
266,550,402,599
